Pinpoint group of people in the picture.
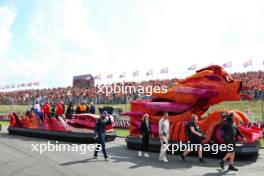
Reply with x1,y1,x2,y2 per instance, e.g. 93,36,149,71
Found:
0,79,177,105
136,112,247,171
232,70,264,90
31,100,96,120
0,70,264,105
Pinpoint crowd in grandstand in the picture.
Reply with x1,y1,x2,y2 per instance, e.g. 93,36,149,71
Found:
232,71,264,90
0,71,263,105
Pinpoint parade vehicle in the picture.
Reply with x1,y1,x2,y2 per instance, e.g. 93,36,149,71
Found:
123,65,263,156
8,112,116,143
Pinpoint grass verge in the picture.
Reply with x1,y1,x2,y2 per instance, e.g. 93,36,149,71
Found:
260,139,264,148
115,128,129,138
0,120,9,126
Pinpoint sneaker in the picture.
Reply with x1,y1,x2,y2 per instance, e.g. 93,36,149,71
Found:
105,156,111,161
94,156,99,159
219,160,225,169
199,158,205,163
143,152,150,158
138,151,142,157
228,165,239,171
163,158,168,163
181,155,186,161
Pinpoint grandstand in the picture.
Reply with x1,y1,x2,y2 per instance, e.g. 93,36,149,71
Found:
0,71,263,105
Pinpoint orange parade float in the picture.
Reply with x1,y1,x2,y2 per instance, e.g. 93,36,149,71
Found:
124,65,263,155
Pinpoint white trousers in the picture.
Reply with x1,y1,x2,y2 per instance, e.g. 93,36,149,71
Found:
159,136,169,161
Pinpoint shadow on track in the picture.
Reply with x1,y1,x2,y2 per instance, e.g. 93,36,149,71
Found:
59,142,259,171
60,158,106,166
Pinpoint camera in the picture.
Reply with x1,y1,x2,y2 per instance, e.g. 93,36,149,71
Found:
226,113,234,124
221,112,228,121
221,112,234,124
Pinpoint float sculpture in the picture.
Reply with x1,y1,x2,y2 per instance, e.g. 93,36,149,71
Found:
8,113,116,143
124,65,262,155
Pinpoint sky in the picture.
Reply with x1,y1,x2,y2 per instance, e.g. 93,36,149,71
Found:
0,0,264,89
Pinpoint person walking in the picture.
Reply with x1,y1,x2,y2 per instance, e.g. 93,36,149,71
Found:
181,114,205,163
219,112,247,171
159,112,170,163
138,113,152,158
94,110,112,161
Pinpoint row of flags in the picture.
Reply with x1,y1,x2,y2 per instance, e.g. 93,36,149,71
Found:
0,81,40,90
94,67,169,80
223,59,260,68
94,59,263,80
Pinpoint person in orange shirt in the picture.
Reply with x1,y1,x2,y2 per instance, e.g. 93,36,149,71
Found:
80,102,87,113
56,102,64,117
41,102,51,119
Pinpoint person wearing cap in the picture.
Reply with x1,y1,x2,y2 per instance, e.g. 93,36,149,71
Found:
94,110,112,161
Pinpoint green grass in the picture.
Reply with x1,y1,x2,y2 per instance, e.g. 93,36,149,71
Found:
115,128,129,137
207,101,263,121
1,101,263,121
0,120,9,126
0,105,28,114
261,139,264,148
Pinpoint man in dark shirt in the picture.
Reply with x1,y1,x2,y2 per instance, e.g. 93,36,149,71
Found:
89,102,96,114
65,102,74,119
50,102,56,117
181,114,205,163
93,110,112,161
75,104,81,114
219,112,247,171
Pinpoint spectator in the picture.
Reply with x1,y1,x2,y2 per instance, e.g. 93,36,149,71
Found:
56,102,64,117
41,102,51,118
33,101,44,121
66,102,75,119
75,103,81,114
89,102,96,114
80,102,87,113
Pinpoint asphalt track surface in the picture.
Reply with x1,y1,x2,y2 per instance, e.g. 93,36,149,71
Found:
0,126,263,176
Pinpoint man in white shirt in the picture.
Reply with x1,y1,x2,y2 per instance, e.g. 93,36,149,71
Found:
159,112,170,162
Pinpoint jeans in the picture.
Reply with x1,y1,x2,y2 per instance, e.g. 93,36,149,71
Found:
94,134,108,159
